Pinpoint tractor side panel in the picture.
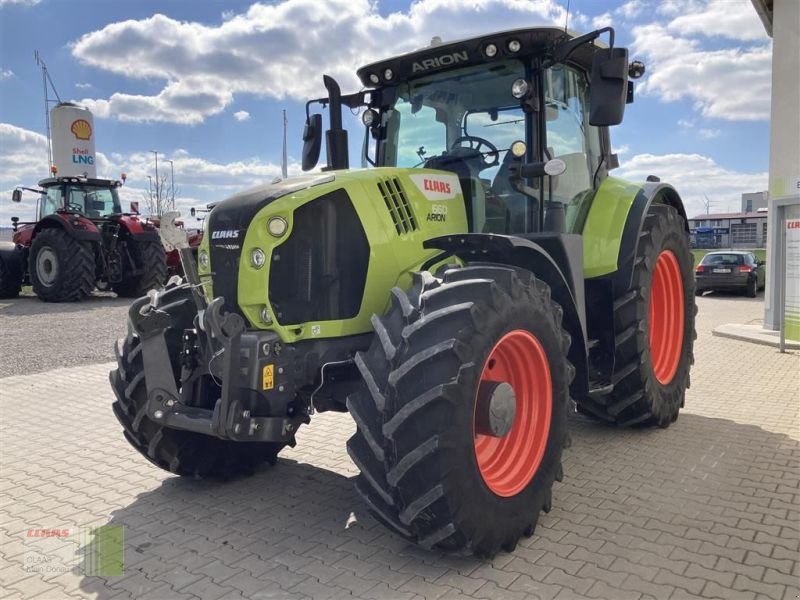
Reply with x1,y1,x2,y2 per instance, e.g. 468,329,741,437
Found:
217,168,468,343
580,176,643,278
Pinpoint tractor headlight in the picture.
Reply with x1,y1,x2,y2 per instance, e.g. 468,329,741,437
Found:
362,109,378,127
267,216,288,237
507,39,521,53
383,68,393,81
368,73,380,84
198,250,209,268
484,43,498,58
251,248,266,269
511,78,529,99
510,140,527,158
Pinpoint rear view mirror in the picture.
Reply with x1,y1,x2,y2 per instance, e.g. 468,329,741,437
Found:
190,207,196,217
129,201,139,214
12,189,21,203
589,47,629,126
302,113,322,171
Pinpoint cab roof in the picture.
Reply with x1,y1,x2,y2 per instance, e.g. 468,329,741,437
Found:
357,26,606,88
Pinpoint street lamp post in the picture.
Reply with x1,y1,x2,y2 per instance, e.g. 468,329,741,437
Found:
166,159,175,208
150,150,159,214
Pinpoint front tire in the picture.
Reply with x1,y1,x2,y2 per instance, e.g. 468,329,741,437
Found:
110,288,284,477
29,229,95,302
112,240,167,298
577,204,696,427
347,265,573,556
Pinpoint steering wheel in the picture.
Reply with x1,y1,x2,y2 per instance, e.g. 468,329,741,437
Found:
450,135,500,168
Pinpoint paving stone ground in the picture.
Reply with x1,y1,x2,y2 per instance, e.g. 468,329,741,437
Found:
1,293,798,600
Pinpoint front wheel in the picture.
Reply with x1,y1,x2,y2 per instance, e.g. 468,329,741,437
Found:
346,265,573,556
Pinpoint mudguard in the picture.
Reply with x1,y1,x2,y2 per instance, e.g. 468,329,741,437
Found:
613,182,688,294
117,216,161,241
34,214,101,242
425,233,589,397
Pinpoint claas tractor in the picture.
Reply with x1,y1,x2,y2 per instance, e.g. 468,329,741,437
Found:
111,26,695,557
0,176,167,301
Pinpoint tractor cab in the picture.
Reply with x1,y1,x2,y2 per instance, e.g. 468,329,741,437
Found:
302,27,639,235
33,177,124,220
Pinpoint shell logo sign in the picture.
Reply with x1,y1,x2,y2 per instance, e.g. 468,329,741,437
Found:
50,103,97,178
70,119,92,141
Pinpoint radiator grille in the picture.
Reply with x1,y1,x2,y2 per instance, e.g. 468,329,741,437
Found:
377,178,417,234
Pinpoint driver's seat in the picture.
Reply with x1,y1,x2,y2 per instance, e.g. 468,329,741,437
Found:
424,153,486,232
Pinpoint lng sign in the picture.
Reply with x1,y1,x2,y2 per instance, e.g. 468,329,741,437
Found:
50,102,97,178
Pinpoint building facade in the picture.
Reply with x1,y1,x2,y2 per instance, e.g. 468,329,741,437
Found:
689,211,769,249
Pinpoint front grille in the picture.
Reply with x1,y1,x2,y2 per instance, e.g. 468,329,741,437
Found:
207,210,245,317
377,177,417,234
269,189,369,325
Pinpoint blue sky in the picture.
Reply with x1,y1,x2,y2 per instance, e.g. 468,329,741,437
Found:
0,0,772,223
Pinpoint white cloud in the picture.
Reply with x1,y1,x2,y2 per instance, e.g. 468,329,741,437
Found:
666,0,768,41
632,23,771,121
0,69,14,80
615,152,767,216
0,0,41,5
70,0,579,124
617,0,644,19
233,110,251,122
75,82,93,89
592,12,613,29
0,123,293,222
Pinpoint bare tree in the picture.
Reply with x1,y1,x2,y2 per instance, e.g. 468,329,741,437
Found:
144,175,178,217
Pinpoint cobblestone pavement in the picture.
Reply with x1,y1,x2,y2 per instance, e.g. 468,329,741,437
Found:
1,294,798,600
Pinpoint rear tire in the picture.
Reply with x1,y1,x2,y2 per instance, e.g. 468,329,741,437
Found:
113,240,167,298
110,288,284,478
347,265,573,556
577,204,695,427
746,277,757,298
29,228,95,302
0,255,22,299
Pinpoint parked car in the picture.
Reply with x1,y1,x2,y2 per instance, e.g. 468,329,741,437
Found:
695,251,765,297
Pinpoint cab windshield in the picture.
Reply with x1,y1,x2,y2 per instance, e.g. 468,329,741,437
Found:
383,60,530,234
61,185,122,218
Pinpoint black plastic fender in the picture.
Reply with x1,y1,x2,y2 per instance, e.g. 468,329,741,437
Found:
613,182,689,295
34,214,102,243
0,242,25,282
424,233,589,398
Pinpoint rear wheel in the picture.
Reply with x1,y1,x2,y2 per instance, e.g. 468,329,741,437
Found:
29,228,95,302
577,204,695,427
346,265,573,556
113,240,167,298
746,277,757,298
110,288,284,477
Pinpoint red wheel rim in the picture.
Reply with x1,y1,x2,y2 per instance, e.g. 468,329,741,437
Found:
649,250,685,384
473,330,552,497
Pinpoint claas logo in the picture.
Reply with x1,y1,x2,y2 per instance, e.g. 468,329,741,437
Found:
71,119,92,141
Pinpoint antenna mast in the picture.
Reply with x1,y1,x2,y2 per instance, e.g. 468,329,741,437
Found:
281,109,288,179
34,50,62,174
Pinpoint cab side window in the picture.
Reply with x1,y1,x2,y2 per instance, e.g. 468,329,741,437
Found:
41,187,62,217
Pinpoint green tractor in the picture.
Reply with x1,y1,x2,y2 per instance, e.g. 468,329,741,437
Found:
111,26,695,557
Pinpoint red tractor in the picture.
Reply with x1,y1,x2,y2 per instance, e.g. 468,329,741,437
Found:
0,175,167,301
